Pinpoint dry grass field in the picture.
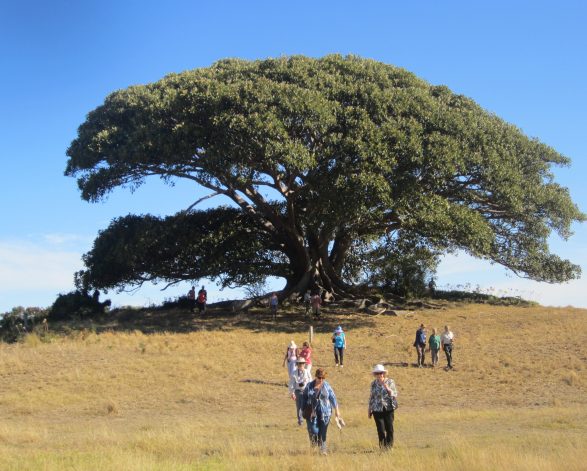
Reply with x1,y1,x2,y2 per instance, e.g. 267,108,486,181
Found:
0,302,586,470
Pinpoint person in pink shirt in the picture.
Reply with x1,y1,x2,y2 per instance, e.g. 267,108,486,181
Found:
299,341,313,374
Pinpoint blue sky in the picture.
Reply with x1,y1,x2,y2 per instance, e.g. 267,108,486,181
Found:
1,0,586,311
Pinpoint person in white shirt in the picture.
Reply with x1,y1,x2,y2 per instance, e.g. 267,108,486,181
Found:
440,325,455,370
289,358,312,425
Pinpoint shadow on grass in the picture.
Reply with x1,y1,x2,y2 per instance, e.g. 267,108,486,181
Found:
54,305,379,336
240,378,286,388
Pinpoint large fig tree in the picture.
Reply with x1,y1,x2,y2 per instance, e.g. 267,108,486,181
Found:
66,55,585,299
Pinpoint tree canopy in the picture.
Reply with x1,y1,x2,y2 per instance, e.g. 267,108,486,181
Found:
66,55,585,299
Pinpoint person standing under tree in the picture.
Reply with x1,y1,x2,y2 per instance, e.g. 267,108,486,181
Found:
269,293,279,320
187,286,196,312
441,325,455,370
197,286,207,314
311,292,322,318
303,290,311,316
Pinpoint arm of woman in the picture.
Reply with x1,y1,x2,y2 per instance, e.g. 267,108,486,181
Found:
385,378,398,397
326,384,339,417
368,381,376,417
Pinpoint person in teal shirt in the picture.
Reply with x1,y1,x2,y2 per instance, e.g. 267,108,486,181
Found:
332,326,346,368
428,327,441,367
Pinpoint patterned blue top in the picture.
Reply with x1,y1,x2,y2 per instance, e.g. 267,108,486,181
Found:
301,380,338,424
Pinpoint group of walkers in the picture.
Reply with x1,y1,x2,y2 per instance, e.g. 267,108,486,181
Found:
413,324,455,369
285,325,396,455
284,323,456,455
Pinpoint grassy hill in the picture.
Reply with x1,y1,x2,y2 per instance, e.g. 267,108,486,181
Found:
0,302,586,470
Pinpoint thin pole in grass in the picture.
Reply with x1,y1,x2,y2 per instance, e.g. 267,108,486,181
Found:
309,325,313,344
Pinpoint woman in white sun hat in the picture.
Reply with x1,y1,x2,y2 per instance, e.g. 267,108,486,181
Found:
282,340,299,379
367,364,397,449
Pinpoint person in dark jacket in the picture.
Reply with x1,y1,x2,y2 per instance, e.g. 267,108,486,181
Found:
413,323,427,368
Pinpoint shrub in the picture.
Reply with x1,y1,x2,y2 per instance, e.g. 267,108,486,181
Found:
48,290,111,321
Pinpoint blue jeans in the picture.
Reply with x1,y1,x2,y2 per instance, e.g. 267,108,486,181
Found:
294,390,303,424
306,410,328,447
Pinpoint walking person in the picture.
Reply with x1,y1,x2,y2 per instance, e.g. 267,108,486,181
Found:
332,326,346,368
368,364,398,449
428,327,441,367
299,341,313,375
197,286,207,314
289,358,312,425
301,368,342,455
441,325,455,370
413,323,427,367
283,340,298,379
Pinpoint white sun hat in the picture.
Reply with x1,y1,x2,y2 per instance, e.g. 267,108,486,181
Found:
371,364,388,374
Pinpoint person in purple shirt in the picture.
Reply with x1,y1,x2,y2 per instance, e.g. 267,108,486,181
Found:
413,323,427,368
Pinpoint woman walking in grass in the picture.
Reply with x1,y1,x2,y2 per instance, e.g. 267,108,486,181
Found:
283,341,298,379
301,368,341,455
428,327,441,367
368,364,398,449
289,358,312,425
332,326,346,368
299,341,313,375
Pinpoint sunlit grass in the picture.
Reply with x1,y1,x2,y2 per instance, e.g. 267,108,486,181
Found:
0,303,585,469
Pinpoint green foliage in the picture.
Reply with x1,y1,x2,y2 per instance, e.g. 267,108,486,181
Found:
363,233,440,297
75,207,286,292
65,55,585,294
433,290,537,307
48,291,109,321
0,306,48,343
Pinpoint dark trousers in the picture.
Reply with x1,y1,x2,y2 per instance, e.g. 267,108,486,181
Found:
416,344,426,366
443,344,453,368
334,347,344,366
373,409,394,448
197,301,206,314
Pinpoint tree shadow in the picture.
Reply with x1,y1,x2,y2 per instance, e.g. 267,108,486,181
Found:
73,304,379,336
